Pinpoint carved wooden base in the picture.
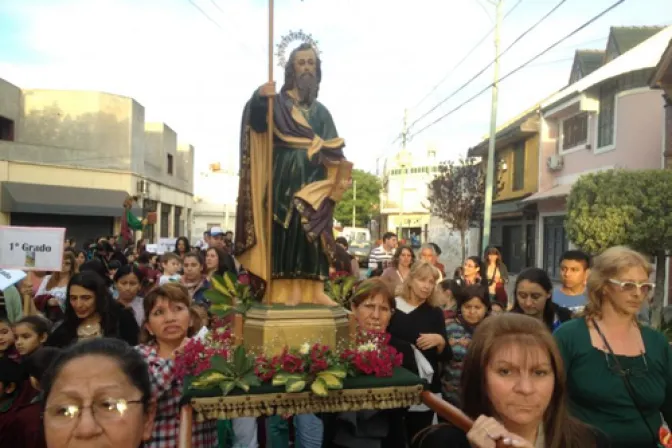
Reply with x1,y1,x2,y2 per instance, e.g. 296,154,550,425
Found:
243,303,350,355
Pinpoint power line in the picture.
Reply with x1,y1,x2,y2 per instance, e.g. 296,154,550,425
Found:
411,0,524,112
408,0,567,131
407,0,626,140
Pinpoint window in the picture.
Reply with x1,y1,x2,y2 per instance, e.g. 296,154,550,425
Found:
512,142,525,191
0,116,14,141
174,206,183,237
167,154,174,175
598,80,618,148
561,112,588,151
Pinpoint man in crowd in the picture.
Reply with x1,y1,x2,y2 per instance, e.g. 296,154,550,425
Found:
552,250,590,311
368,232,398,277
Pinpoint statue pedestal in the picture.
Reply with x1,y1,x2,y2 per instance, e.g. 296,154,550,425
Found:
243,303,350,355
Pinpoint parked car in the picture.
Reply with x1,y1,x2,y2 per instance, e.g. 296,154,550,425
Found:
349,241,372,267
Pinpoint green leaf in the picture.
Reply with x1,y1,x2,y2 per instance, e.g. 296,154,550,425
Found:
322,366,347,379
285,378,307,393
204,289,233,305
310,377,329,397
272,372,304,386
211,275,234,297
223,272,238,295
209,304,234,318
234,379,251,393
233,345,247,372
317,372,344,390
191,370,232,388
243,373,261,387
218,381,235,396
210,355,234,376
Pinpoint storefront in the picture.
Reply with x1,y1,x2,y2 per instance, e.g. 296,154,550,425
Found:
488,200,537,274
1,181,141,245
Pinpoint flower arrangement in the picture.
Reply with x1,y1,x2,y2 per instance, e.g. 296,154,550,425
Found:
255,342,348,397
324,275,358,308
182,324,403,398
341,331,403,378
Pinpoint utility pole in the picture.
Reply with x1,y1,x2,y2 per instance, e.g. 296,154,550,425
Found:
398,109,409,241
482,0,502,251
352,179,357,227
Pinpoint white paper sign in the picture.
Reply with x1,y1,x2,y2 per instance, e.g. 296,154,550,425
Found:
0,226,65,271
157,238,177,255
145,244,159,254
0,269,27,291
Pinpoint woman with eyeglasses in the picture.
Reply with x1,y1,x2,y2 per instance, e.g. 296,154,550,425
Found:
555,246,672,448
41,338,155,448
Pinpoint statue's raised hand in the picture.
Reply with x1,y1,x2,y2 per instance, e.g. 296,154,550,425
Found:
258,81,277,97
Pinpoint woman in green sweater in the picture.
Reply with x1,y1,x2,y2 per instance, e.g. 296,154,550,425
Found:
555,246,672,448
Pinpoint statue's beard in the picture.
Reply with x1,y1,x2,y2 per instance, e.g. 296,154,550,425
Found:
295,72,318,106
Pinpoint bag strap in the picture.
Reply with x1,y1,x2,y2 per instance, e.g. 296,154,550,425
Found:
591,319,659,445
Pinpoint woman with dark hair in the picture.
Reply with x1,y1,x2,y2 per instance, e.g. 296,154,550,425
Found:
511,268,571,332
414,314,608,448
484,246,509,307
45,271,139,348
204,247,237,280
381,245,415,296
461,256,488,289
136,283,217,447
34,251,77,323
41,338,155,448
174,236,191,260
441,284,490,408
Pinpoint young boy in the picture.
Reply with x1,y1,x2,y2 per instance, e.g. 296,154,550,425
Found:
159,252,182,285
552,250,590,311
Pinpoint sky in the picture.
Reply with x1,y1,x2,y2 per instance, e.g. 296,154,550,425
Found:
0,0,670,177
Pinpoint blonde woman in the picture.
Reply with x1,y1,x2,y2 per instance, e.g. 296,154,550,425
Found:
555,246,672,448
388,261,451,444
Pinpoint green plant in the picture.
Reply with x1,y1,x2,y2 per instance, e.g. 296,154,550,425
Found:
204,272,254,317
190,345,261,395
325,275,358,308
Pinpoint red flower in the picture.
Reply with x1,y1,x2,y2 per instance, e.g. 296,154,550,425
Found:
281,352,305,373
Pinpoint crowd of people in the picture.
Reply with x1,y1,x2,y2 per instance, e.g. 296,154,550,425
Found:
0,226,671,448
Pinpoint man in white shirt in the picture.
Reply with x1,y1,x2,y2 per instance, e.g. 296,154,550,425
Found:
368,232,398,275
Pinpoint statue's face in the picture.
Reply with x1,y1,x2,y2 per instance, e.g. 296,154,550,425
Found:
293,48,317,77
292,48,319,105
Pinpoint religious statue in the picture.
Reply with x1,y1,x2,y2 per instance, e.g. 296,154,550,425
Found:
120,195,156,247
235,39,352,306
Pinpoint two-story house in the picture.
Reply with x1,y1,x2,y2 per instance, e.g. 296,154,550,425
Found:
467,106,541,273
650,38,672,168
527,26,672,279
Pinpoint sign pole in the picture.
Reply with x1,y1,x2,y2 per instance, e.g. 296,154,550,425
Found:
265,0,275,304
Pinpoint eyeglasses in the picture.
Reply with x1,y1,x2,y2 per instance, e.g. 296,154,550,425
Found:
608,279,655,296
604,351,649,377
44,398,144,427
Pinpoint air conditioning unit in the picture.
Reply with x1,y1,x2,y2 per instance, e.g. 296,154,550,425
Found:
137,179,150,196
547,155,564,171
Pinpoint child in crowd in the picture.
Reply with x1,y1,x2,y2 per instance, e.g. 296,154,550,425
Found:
490,302,505,316
437,279,461,325
0,357,39,446
13,316,51,358
159,252,182,285
552,250,590,311
0,347,59,448
0,318,18,360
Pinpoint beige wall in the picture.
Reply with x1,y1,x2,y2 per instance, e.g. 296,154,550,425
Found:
0,78,21,123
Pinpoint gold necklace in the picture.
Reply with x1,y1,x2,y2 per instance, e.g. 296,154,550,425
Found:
77,321,102,339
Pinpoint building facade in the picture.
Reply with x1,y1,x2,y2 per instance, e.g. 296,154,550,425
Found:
192,163,238,243
380,147,439,247
0,78,194,245
468,107,541,273
528,26,671,278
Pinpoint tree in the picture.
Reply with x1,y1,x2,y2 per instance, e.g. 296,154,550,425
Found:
566,169,672,329
427,157,489,263
334,169,381,228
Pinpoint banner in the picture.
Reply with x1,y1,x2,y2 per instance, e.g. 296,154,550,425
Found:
0,226,65,271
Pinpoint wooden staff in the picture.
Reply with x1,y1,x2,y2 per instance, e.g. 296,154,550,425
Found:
421,391,508,448
264,0,275,305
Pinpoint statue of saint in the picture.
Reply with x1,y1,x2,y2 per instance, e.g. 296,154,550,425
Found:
235,42,352,306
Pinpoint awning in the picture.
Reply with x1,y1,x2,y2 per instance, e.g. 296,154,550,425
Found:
522,183,573,203
1,182,141,217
